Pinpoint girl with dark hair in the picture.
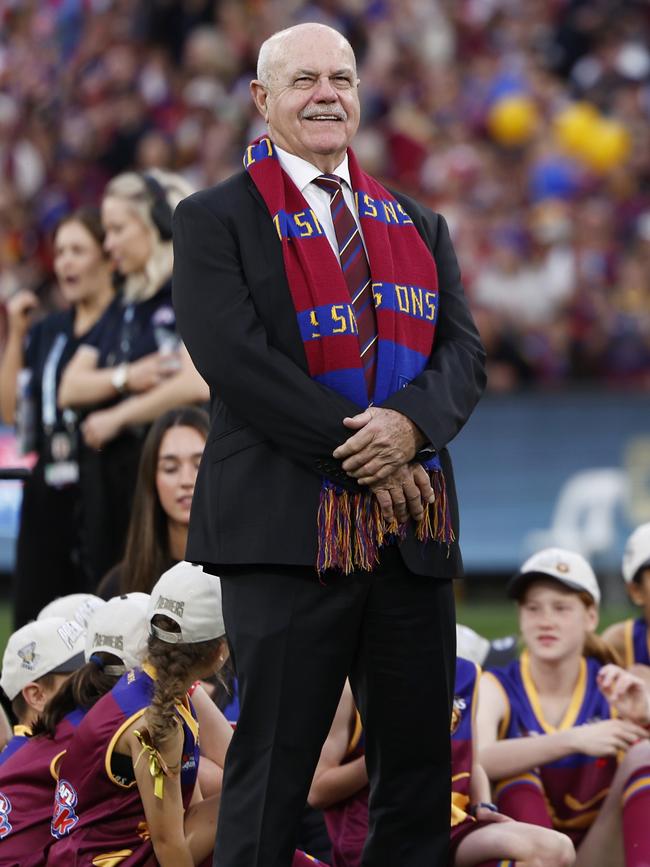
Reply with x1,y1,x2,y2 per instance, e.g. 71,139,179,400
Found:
0,207,116,626
478,547,650,867
97,404,209,599
58,171,209,583
0,595,149,866
98,408,239,802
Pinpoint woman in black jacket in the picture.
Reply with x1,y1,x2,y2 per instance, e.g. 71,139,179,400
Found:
0,208,116,626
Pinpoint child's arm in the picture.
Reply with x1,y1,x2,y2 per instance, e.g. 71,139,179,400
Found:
191,685,233,797
477,671,646,781
468,670,511,823
128,724,193,867
308,681,368,810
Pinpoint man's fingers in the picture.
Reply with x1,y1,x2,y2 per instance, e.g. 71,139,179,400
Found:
333,425,374,459
403,481,424,521
390,489,408,524
352,458,391,480
341,410,373,431
374,489,395,523
341,449,379,474
412,465,435,503
358,464,395,486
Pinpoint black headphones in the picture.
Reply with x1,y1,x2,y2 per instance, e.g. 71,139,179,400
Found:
141,173,173,241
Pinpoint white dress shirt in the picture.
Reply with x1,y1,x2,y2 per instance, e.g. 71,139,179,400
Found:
274,145,366,255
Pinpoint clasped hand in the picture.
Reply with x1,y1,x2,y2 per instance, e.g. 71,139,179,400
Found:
333,407,432,524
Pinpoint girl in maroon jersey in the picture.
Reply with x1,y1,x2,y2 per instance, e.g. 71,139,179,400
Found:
477,547,650,867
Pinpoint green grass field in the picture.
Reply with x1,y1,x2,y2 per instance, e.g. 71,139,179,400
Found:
456,599,632,640
0,595,636,657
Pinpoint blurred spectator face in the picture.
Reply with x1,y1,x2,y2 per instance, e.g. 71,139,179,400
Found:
155,425,205,528
53,220,109,306
136,131,173,171
101,196,152,276
183,27,236,81
251,27,360,169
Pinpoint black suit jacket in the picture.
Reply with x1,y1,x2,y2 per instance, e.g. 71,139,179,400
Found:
172,169,486,578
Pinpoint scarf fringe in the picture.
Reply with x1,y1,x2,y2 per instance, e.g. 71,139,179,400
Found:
316,469,454,575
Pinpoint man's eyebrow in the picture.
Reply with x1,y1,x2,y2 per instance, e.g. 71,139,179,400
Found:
291,67,356,77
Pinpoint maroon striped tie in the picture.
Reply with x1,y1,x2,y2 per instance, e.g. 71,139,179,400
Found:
313,174,377,399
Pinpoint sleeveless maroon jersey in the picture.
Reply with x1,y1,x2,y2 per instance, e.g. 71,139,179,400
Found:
0,711,84,867
448,658,482,853
47,666,199,866
489,652,617,846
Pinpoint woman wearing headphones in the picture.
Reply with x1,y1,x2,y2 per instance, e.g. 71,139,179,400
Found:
0,208,116,625
58,170,209,584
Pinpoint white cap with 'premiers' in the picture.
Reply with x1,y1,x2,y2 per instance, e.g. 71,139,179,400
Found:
148,562,225,644
1,617,85,700
622,523,650,584
508,547,601,605
84,594,151,670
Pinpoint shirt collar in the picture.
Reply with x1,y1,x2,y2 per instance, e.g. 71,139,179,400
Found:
274,145,352,192
14,724,32,737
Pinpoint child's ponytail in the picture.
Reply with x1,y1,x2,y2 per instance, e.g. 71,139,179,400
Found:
577,591,623,666
583,632,623,667
32,653,123,737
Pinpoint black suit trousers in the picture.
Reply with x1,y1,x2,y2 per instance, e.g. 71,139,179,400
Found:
212,547,456,867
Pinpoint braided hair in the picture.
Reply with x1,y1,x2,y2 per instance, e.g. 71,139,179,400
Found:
144,615,225,748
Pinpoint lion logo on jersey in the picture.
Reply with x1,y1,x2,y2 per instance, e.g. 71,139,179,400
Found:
51,779,79,839
0,792,12,838
450,695,467,734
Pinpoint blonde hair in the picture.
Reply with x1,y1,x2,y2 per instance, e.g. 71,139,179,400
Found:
103,169,193,303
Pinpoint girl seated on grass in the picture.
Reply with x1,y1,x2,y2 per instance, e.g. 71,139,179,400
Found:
309,659,574,867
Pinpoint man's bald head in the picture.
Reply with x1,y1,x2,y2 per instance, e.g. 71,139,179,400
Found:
257,23,356,89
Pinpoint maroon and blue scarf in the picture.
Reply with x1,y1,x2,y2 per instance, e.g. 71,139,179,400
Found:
244,135,453,573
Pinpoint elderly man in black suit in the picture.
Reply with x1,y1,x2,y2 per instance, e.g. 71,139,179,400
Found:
173,22,486,867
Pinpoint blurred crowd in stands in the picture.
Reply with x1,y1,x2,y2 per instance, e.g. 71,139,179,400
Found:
0,0,649,391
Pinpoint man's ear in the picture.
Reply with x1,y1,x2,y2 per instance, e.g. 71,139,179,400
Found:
250,80,269,122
